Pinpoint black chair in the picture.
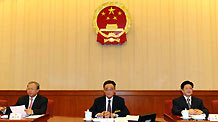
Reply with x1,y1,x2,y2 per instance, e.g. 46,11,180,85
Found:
138,113,156,122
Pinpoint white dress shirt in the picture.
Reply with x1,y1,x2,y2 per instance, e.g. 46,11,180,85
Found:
96,96,117,118
106,97,113,112
184,95,192,106
28,95,37,109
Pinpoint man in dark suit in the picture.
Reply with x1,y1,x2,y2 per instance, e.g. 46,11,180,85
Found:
0,81,48,115
171,81,209,116
90,80,130,118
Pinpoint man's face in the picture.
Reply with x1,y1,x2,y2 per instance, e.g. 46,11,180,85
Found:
104,84,115,99
181,84,193,97
27,83,39,97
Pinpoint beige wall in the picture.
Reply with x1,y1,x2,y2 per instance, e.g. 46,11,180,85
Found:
0,0,218,90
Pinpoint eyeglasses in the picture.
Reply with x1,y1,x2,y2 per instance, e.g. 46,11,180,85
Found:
104,88,114,91
26,88,36,91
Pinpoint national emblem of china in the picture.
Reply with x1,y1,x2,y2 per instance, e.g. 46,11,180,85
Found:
93,2,131,45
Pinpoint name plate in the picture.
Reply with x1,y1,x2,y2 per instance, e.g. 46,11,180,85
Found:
208,114,218,121
9,113,22,120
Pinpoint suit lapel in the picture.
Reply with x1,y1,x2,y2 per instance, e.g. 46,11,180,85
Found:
112,96,117,112
31,95,39,109
191,96,195,108
112,96,116,113
181,96,189,109
25,96,29,109
103,96,106,111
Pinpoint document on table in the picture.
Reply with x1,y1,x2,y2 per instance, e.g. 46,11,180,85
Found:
0,115,8,119
92,116,138,122
93,118,114,122
115,117,128,122
126,115,139,121
26,115,44,119
10,105,26,116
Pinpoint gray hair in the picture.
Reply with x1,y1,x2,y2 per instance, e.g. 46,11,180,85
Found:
27,81,40,89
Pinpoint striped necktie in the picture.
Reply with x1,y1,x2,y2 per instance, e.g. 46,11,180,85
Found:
187,98,191,109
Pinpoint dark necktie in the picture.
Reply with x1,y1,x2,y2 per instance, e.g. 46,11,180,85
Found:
187,98,191,109
107,100,112,113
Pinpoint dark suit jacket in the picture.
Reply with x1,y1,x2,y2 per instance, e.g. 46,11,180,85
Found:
171,96,209,116
89,95,130,118
6,94,48,115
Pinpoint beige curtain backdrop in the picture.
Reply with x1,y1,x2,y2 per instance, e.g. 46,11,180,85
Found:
0,0,217,90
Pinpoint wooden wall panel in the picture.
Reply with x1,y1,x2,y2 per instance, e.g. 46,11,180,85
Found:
0,90,218,117
0,0,218,90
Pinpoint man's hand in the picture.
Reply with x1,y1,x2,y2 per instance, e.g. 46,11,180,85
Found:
104,111,111,118
97,111,107,117
97,112,104,117
189,109,196,115
193,109,203,115
0,107,6,112
97,111,115,118
189,109,203,115
24,109,33,115
110,113,116,118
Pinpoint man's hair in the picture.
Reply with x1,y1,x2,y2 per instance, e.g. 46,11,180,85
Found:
28,81,40,90
103,80,116,88
180,80,194,89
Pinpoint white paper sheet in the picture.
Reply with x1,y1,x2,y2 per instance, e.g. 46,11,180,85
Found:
208,114,218,121
93,116,138,122
126,115,139,121
0,115,8,119
115,117,128,122
93,118,114,122
190,114,206,120
26,114,44,119
10,105,27,116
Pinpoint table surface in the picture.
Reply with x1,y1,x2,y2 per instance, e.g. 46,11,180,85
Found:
48,116,165,122
0,115,165,122
164,113,216,122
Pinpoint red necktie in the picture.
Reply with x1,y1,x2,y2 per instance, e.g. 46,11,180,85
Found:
29,98,33,109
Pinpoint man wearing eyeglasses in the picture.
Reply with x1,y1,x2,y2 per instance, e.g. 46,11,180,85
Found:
0,81,48,115
171,80,209,116
90,80,130,118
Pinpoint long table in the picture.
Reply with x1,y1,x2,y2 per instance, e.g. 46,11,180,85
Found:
0,115,165,122
48,116,165,122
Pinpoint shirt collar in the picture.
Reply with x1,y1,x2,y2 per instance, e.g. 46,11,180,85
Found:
106,96,113,102
183,95,191,101
29,94,38,100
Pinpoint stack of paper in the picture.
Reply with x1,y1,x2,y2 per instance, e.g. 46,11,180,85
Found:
10,105,26,116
